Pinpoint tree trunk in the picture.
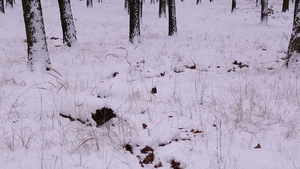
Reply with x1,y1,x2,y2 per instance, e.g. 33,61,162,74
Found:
282,0,289,12
140,0,143,18
261,0,268,24
151,0,155,4
196,0,201,4
129,0,140,43
231,0,236,13
87,0,93,7
58,0,77,47
159,0,166,18
0,0,4,13
286,0,300,66
22,0,51,71
168,0,177,36
6,0,13,8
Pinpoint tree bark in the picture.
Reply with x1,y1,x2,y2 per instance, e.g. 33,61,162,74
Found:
0,0,4,13
231,0,236,13
87,0,93,7
261,0,268,24
286,0,300,66
6,0,14,8
58,0,77,47
282,0,289,12
22,0,51,71
168,0,177,36
129,0,140,43
159,0,166,18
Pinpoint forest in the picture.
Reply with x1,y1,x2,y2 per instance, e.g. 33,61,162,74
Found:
0,0,300,168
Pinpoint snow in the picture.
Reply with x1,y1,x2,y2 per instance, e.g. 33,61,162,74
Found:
0,0,299,169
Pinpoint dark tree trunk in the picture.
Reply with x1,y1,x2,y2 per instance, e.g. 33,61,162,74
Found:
0,0,4,13
286,0,300,66
261,0,268,24
282,0,289,12
140,0,143,18
22,0,51,71
87,0,93,7
196,0,201,4
159,0,166,18
231,0,236,13
6,0,14,8
129,0,140,43
168,0,177,36
58,0,77,47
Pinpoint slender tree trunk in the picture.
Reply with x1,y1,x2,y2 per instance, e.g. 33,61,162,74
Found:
168,0,177,36
87,0,93,7
282,0,289,12
0,0,4,13
151,0,155,4
129,0,140,43
261,0,268,24
22,0,51,71
58,0,77,47
6,0,14,8
159,0,166,18
140,0,143,18
286,0,300,66
196,0,201,4
231,0,236,13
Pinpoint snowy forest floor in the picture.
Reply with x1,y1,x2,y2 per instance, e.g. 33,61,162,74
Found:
0,0,300,168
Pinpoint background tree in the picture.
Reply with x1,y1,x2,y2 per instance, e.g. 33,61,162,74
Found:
261,0,268,24
196,0,201,4
168,0,177,36
22,0,51,71
159,0,166,18
232,0,236,13
0,0,4,13
282,0,289,12
87,0,93,7
129,0,140,43
58,0,77,47
286,0,300,66
6,0,14,8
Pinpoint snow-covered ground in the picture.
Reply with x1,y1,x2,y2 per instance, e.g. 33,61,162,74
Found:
0,0,299,168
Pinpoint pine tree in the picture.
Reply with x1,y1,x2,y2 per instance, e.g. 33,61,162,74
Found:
232,0,236,13
159,0,166,18
6,0,14,8
58,0,77,47
87,0,93,8
22,0,51,71
261,0,268,24
286,0,300,66
129,0,140,43
0,0,4,13
168,0,177,36
282,0,289,12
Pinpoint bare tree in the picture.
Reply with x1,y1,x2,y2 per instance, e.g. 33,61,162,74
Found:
286,0,300,66
129,0,140,43
282,0,289,12
168,0,177,36
159,0,166,18
22,0,51,71
58,0,77,47
261,0,268,24
0,0,4,13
